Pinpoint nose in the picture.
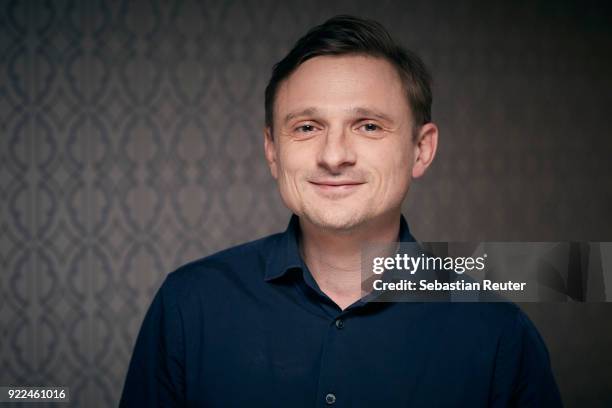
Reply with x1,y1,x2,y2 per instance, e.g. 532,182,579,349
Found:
317,125,356,173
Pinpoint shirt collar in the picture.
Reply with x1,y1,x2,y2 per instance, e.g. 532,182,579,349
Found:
264,213,416,282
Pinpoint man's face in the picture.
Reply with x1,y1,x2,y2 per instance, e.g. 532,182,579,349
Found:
265,55,429,232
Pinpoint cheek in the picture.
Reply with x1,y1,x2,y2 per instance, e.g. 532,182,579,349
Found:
365,149,413,207
393,143,413,177
276,147,306,197
395,153,414,185
369,146,413,187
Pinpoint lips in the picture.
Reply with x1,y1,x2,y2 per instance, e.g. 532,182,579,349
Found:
308,180,365,197
309,180,364,187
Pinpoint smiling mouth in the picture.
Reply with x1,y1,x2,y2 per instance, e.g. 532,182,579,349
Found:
309,180,365,186
308,180,365,195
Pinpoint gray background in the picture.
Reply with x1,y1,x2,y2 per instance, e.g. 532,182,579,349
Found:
1,0,611,406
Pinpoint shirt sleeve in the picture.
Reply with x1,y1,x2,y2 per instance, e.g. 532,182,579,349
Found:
119,274,186,407
489,307,563,407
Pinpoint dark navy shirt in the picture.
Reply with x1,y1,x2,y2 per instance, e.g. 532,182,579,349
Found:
120,214,562,407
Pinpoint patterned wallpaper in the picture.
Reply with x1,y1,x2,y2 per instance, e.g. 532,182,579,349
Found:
1,0,611,406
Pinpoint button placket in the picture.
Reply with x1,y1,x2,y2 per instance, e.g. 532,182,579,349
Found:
313,314,351,407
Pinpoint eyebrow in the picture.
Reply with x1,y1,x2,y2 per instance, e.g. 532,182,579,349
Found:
282,106,395,125
283,108,319,125
351,107,395,123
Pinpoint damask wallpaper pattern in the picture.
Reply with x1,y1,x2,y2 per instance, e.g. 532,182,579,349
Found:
1,0,611,406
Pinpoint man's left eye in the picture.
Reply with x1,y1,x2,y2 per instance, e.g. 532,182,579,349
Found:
361,123,380,132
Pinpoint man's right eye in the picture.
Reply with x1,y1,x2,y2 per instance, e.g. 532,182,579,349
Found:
296,124,315,132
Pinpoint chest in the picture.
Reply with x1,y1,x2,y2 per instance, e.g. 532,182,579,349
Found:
182,303,497,407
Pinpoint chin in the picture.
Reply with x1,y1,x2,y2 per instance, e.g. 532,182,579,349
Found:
302,207,368,232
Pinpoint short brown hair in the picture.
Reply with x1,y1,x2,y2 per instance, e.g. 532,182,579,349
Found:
264,15,432,134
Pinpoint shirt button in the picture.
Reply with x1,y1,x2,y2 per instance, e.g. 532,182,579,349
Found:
325,393,336,404
335,319,344,329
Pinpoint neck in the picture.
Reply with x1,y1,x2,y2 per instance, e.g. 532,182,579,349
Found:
299,211,401,310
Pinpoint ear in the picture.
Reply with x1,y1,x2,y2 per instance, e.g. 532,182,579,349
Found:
264,126,278,179
411,123,438,178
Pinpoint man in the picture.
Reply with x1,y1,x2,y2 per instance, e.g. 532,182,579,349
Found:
120,15,562,407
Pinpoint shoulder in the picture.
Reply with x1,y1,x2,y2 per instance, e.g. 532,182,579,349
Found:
428,301,552,369
451,302,550,359
159,231,284,297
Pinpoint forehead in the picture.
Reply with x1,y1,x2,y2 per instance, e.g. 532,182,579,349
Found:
274,55,411,123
